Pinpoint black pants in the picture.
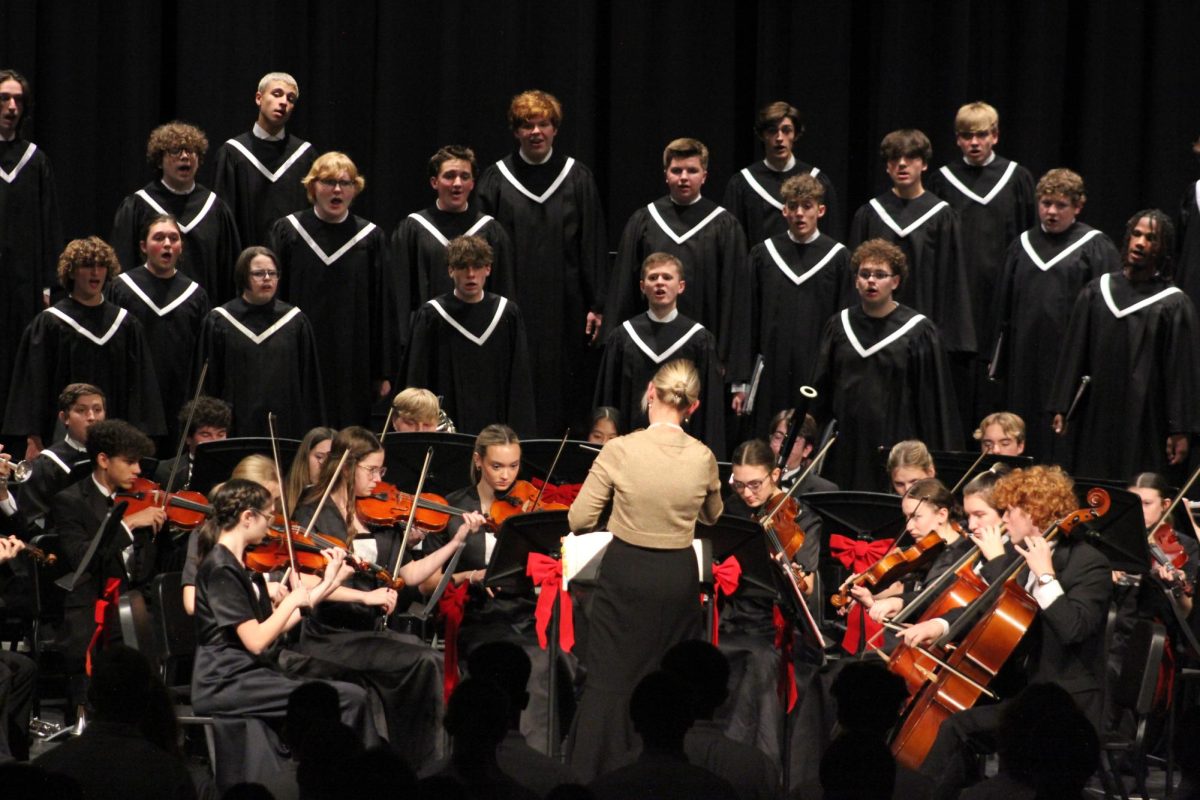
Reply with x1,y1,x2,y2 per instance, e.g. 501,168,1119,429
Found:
0,650,36,761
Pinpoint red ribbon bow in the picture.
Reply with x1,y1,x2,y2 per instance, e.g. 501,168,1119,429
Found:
525,553,575,653
439,582,469,704
828,534,894,654
773,604,798,712
530,478,582,506
86,577,122,675
709,555,742,645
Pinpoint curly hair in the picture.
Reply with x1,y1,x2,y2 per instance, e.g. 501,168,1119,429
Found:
508,90,562,130
1036,168,1085,204
781,174,825,206
179,395,232,435
992,465,1078,530
446,235,493,269
57,236,121,289
1122,209,1176,279
146,121,209,166
851,239,909,283
86,419,155,463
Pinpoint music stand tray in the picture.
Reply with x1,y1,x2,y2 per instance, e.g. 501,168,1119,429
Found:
192,437,301,495
928,450,1034,492
380,432,476,496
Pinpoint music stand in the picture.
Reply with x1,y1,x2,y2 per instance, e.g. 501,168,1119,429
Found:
485,510,571,757
696,515,777,601
380,432,476,496
1071,479,1150,573
56,502,128,593
191,437,301,494
928,450,1035,491
518,440,599,485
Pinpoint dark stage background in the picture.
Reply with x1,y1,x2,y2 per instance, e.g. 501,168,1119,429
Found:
3,0,1199,248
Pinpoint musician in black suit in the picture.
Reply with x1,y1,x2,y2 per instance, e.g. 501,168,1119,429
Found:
47,419,165,715
898,465,1111,800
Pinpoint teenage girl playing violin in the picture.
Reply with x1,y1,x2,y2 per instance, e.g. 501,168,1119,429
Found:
1123,472,1197,616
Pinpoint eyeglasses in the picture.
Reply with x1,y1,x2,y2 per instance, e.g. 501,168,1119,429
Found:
166,147,196,157
249,270,279,281
769,431,787,443
729,477,769,493
252,508,274,521
857,270,895,281
317,178,355,189
357,465,387,478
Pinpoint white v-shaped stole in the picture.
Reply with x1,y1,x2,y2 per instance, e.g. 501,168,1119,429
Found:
937,161,1019,205
840,309,926,358
739,165,822,210
1019,229,1101,272
213,306,302,345
224,138,312,182
429,297,508,346
286,215,377,265
622,319,704,364
408,212,494,246
0,142,36,183
868,198,948,238
136,189,217,233
765,239,845,286
496,158,575,204
45,306,128,346
646,203,726,245
1099,273,1181,319
115,272,200,317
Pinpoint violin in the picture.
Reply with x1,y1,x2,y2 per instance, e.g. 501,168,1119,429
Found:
755,493,806,559
117,476,211,530
1149,522,1195,598
830,531,947,609
487,480,569,528
356,481,456,532
244,516,404,590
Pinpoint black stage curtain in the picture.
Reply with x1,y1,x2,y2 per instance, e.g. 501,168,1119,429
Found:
3,0,1199,247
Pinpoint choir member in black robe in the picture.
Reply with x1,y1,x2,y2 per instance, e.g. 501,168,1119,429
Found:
212,72,317,248
269,151,400,430
475,90,608,436
152,396,230,493
108,216,211,446
811,240,961,492
722,100,842,244
3,238,165,458
1050,210,1200,480
196,246,325,439
849,129,975,357
8,383,102,533
595,253,725,456
0,70,63,436
393,145,515,311
607,137,753,385
745,174,847,437
109,122,241,303
993,169,1121,461
405,235,536,437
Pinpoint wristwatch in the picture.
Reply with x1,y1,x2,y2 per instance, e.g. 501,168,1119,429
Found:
1036,572,1056,586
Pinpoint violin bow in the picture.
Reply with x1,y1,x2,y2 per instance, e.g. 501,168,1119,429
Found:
380,406,394,439
267,411,299,579
390,447,434,587
530,429,570,510
302,448,351,544
162,360,209,502
949,443,992,495
759,434,837,530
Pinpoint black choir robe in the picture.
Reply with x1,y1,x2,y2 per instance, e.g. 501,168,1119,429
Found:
994,223,1121,461
1048,272,1200,479
212,130,316,247
108,267,211,438
849,191,976,355
2,298,165,441
594,311,726,458
405,292,535,437
930,155,1035,352
810,304,961,491
391,205,516,310
1174,178,1200,317
0,139,63,434
475,151,608,435
109,181,242,304
607,196,753,382
722,158,842,244
747,232,848,435
269,209,400,429
11,437,88,533
194,297,325,439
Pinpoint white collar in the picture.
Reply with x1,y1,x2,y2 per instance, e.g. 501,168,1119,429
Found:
647,307,679,323
452,289,486,303
141,262,177,280
1040,222,1072,235
763,154,796,173
787,229,821,245
91,474,115,499
313,206,350,224
252,122,286,142
518,147,553,165
434,198,469,213
671,194,703,207
963,152,997,167
65,435,86,452
160,178,194,196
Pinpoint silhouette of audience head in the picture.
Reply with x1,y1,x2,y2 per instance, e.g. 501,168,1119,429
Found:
830,660,908,737
820,731,895,800
445,677,509,761
87,644,157,725
661,639,729,721
284,681,341,754
997,683,1098,798
296,721,364,800
629,670,695,753
468,640,531,730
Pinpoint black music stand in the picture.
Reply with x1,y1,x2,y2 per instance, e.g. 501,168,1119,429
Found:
696,514,777,601
56,502,128,593
485,510,571,757
928,450,1035,492
1071,479,1151,573
380,432,476,496
517,439,599,485
191,437,301,494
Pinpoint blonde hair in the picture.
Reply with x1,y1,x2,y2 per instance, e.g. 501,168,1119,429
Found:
508,90,563,130
258,72,298,95
646,359,701,413
886,439,934,475
392,387,440,426
302,151,365,203
973,411,1026,445
955,101,999,134
231,454,278,488
470,424,520,484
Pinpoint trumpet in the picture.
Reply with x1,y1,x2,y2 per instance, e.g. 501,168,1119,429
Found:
0,458,32,484
436,408,456,433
